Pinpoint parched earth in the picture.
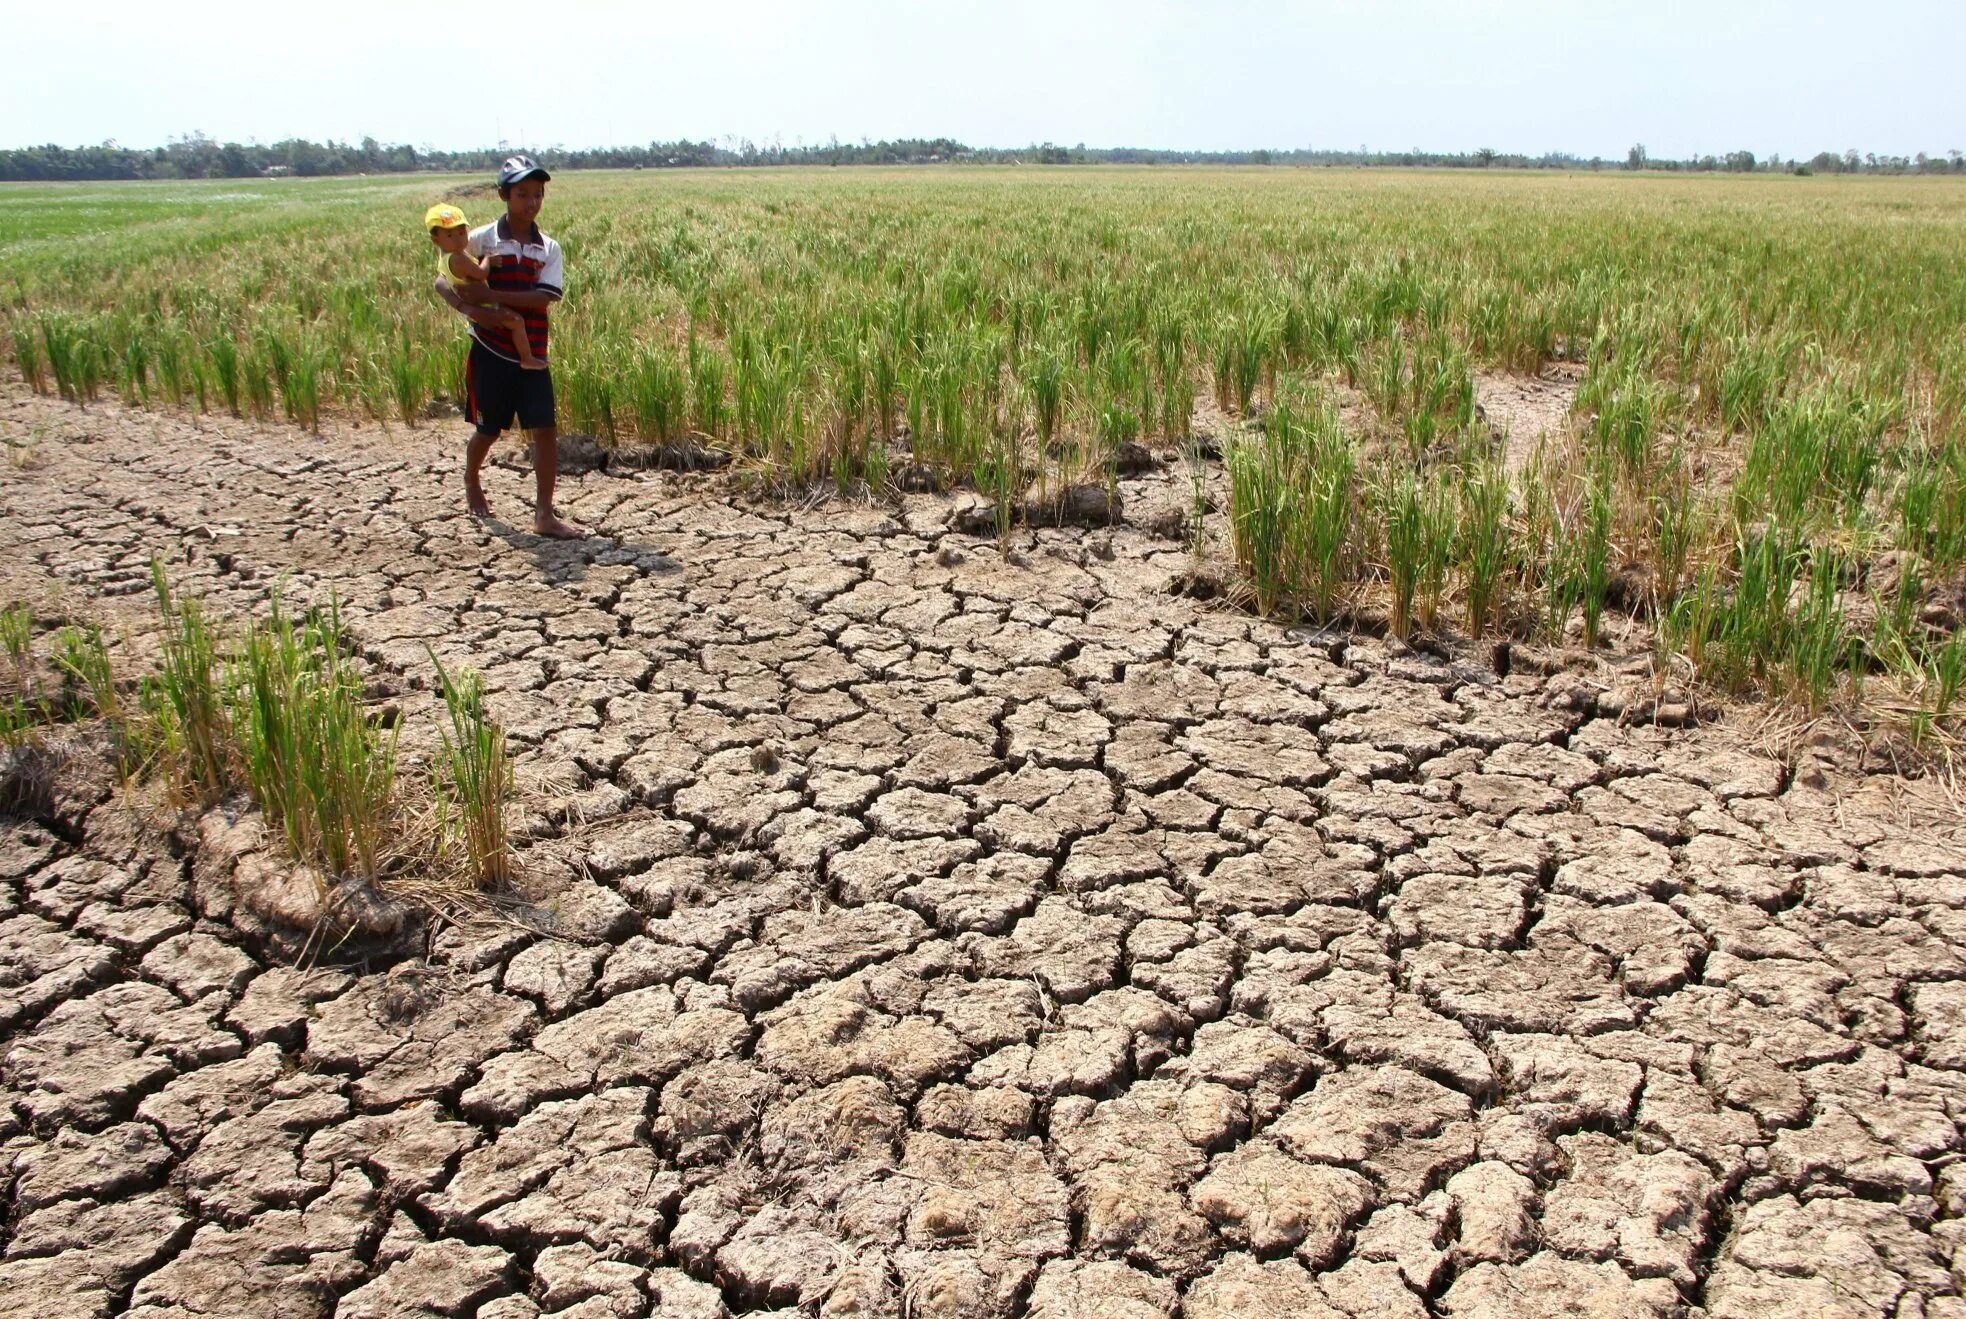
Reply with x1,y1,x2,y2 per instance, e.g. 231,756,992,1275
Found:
3,386,1966,1318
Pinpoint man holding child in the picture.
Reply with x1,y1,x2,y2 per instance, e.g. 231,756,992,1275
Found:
430,154,587,539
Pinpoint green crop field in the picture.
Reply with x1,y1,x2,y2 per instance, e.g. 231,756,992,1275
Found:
4,167,1965,728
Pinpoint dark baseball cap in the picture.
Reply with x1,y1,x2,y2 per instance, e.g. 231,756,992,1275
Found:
497,155,551,187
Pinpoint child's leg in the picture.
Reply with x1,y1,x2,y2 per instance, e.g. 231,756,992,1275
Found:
498,309,544,369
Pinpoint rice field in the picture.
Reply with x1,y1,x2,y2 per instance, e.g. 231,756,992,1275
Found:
4,167,1964,728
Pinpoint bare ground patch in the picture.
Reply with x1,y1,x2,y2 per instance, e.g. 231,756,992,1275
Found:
1476,365,1582,475
0,384,1963,1318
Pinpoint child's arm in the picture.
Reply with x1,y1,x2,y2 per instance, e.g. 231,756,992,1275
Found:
447,249,493,282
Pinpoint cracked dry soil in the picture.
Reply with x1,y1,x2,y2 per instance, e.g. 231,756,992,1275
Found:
2,385,1966,1319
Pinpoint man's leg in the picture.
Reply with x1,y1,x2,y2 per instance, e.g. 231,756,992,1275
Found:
465,428,496,517
527,426,586,538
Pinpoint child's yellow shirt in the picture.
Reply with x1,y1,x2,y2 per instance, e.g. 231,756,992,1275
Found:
441,251,486,285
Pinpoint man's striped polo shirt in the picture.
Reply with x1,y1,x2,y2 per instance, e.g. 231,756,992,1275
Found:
465,217,565,362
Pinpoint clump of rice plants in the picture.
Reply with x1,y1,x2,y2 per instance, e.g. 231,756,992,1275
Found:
0,696,38,749
429,653,514,889
1897,438,1966,571
1298,435,1356,626
143,561,231,802
53,623,117,722
1414,479,1458,634
1224,385,1363,626
1930,637,1966,719
7,315,46,394
1660,527,1866,707
229,592,398,881
1576,476,1615,649
1379,468,1428,640
1224,429,1292,615
0,604,31,675
630,341,691,445
0,603,45,751
1460,464,1511,639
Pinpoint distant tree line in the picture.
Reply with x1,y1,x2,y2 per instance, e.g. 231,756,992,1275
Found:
1621,143,1963,175
3,132,1961,182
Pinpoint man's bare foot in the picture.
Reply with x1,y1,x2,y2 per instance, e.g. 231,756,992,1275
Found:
466,490,493,518
533,512,588,539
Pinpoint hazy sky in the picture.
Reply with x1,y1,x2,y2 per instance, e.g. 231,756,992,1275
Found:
6,0,1961,160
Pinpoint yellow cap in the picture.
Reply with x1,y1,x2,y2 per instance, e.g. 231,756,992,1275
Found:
424,203,469,232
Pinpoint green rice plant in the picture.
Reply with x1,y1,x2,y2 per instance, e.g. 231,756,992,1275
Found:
1576,475,1614,648
1181,431,1210,558
0,696,38,749
1299,433,1356,624
39,313,103,404
238,338,275,419
429,652,514,889
1224,426,1294,616
1931,636,1965,718
1332,315,1363,388
1416,480,1458,633
1663,563,1720,679
1153,311,1193,441
1647,458,1701,602
1786,549,1849,710
117,326,151,406
144,560,230,802
1671,526,1815,697
974,425,1021,555
731,332,809,473
1726,529,1798,689
1159,367,1196,446
1583,362,1673,480
1898,439,1966,569
1405,334,1475,455
1461,464,1510,639
207,333,243,416
0,604,30,673
1863,558,1925,681
187,356,211,414
1739,386,1889,532
230,593,398,880
52,623,116,722
1381,468,1424,640
1366,330,1407,421
1716,332,1798,434
1228,312,1271,415
387,340,422,427
1096,335,1147,448
868,331,901,440
8,314,46,394
1027,344,1067,450
823,350,869,492
152,329,188,406
1221,384,1355,620
688,333,730,440
277,332,329,431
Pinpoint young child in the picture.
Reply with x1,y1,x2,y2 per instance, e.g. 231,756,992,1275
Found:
424,203,546,371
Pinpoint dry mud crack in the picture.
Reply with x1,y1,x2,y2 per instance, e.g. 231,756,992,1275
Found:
3,388,1966,1318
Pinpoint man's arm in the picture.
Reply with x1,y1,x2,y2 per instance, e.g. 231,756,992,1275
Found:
433,277,516,330
456,285,562,310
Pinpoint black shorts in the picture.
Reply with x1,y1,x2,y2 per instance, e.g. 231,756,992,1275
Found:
463,339,555,435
